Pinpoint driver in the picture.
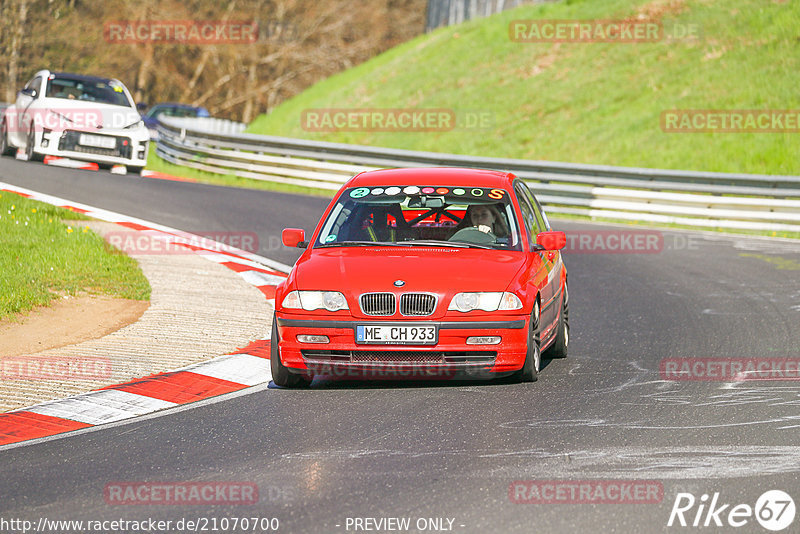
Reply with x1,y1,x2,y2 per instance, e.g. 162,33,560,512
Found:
455,204,509,237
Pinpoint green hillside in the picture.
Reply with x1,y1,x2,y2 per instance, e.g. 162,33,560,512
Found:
247,0,799,175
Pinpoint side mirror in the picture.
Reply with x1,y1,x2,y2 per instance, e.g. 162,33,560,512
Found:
535,231,566,251
282,228,307,248
20,88,36,98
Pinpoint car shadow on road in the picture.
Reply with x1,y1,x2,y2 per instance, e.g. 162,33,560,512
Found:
268,357,558,390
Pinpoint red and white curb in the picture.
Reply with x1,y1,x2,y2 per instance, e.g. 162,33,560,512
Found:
0,182,288,447
35,153,197,182
43,155,100,171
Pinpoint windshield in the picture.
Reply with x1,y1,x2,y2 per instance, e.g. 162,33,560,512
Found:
45,76,132,107
316,185,521,250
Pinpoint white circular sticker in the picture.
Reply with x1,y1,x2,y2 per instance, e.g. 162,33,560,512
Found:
403,186,420,194
756,490,796,531
385,186,401,195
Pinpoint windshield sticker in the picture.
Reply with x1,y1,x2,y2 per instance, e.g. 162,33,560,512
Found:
324,234,337,242
350,187,370,198
348,186,509,199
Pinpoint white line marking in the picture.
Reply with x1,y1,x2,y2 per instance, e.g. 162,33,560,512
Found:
23,390,177,425
0,384,269,452
186,354,271,386
237,270,286,286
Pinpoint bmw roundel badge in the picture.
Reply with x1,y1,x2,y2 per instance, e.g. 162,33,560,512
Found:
393,280,406,287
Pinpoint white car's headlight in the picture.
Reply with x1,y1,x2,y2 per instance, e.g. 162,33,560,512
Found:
448,292,522,312
282,290,349,311
124,119,144,130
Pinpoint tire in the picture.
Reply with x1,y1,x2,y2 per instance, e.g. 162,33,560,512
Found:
25,127,42,162
0,119,14,156
127,166,145,176
513,299,540,382
270,315,310,388
545,281,569,359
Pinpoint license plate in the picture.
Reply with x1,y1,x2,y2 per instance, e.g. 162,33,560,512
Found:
356,325,437,345
79,133,116,149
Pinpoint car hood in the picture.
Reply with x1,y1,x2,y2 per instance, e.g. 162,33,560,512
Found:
294,246,525,317
39,100,142,131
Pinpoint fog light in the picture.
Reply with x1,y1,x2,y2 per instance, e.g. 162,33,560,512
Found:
41,138,49,148
297,334,329,344
466,336,501,345
138,148,146,160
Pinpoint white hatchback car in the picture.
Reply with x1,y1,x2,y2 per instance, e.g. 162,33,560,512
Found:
0,70,149,173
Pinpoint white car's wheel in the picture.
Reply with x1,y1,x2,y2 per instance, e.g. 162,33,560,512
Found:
25,127,42,162
0,119,14,156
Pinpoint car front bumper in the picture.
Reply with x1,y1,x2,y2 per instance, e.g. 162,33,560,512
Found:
38,128,149,167
275,315,531,379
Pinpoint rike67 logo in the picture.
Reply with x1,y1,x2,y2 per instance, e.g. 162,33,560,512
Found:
668,490,795,531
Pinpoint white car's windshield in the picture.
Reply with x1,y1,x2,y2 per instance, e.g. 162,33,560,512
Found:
45,76,132,107
316,186,521,250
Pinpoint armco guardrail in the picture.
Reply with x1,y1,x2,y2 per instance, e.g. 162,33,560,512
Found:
156,117,800,233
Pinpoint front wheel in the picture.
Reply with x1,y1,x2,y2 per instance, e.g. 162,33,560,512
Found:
25,127,42,162
514,300,540,382
270,315,311,388
545,282,569,359
0,119,14,156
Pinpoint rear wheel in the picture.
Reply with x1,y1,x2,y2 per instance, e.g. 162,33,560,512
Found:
545,282,569,359
0,119,14,156
270,315,311,388
514,300,540,382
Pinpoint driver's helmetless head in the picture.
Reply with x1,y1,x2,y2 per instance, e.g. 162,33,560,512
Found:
470,205,496,227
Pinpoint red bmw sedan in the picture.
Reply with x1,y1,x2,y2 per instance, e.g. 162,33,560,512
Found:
272,167,568,387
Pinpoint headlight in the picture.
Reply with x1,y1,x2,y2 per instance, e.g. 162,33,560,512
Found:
448,292,522,312
123,119,144,130
282,290,349,311
48,110,73,123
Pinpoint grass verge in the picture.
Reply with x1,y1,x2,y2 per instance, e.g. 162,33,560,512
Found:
247,0,800,176
0,192,151,321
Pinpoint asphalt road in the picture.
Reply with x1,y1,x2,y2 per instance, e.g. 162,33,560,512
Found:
2,158,800,533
